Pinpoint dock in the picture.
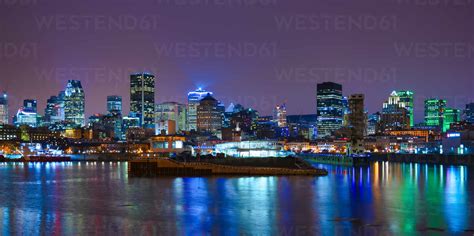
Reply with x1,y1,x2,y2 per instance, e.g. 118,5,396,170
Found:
128,158,328,177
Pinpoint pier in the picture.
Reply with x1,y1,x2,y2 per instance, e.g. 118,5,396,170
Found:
128,158,328,177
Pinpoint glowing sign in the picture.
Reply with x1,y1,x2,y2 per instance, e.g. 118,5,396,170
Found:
447,133,460,138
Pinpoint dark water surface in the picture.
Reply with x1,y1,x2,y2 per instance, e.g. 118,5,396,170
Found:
0,161,472,235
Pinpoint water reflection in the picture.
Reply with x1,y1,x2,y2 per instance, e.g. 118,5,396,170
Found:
0,161,471,234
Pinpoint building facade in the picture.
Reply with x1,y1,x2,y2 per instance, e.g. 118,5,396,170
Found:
107,95,122,114
187,88,212,131
465,103,474,124
396,90,414,127
0,92,8,124
130,73,155,128
64,80,85,127
155,102,187,135
380,91,410,132
274,103,287,128
197,94,222,135
316,82,343,138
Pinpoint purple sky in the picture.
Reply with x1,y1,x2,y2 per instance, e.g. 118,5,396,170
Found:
0,0,473,123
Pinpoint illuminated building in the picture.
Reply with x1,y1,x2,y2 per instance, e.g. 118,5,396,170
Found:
187,88,213,131
396,90,414,127
121,115,141,140
380,91,410,132
465,103,474,123
149,135,186,153
0,92,8,124
130,73,155,128
367,112,380,135
0,124,19,141
44,96,58,125
64,80,85,127
197,94,223,135
316,82,343,138
155,102,187,135
215,140,293,158
443,108,461,132
387,130,430,142
107,95,122,114
286,114,317,140
348,94,366,154
274,103,287,127
424,99,446,128
14,99,38,127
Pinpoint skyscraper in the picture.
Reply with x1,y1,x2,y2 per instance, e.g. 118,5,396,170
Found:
14,99,38,127
274,103,287,128
44,95,58,125
316,82,343,138
348,94,366,154
0,92,8,124
379,91,410,132
465,103,474,123
424,99,447,128
187,88,213,131
396,90,414,127
130,73,155,128
107,95,122,114
64,80,85,127
197,94,222,135
443,108,461,132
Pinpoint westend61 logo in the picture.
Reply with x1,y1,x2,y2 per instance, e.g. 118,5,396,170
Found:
0,42,38,59
154,42,277,58
274,67,398,84
394,42,474,58
155,0,277,6
396,0,473,5
275,15,398,32
0,0,37,5
35,15,160,31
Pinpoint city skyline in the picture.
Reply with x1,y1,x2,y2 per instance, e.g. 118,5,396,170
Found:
1,0,473,122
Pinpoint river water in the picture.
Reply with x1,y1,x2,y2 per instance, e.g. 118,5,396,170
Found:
0,161,472,235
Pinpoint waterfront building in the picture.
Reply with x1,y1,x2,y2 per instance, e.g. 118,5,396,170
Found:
155,102,187,135
64,80,85,127
130,73,155,128
379,91,410,132
465,103,474,124
215,140,293,158
0,124,20,141
149,135,187,153
0,92,8,124
107,95,122,115
348,94,366,154
187,88,213,131
424,99,447,128
316,82,344,138
443,108,461,132
197,94,223,135
274,103,287,128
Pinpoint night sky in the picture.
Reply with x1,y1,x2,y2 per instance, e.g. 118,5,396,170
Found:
0,0,473,123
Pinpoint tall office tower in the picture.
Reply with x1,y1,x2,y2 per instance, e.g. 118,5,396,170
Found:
273,103,287,127
316,82,343,138
396,90,414,127
44,95,58,125
443,108,461,132
367,112,381,135
23,99,37,113
155,102,187,134
465,103,474,123
130,73,155,128
0,92,8,124
197,94,222,134
424,99,447,128
187,88,213,131
107,95,122,114
379,91,410,132
64,80,85,127
348,94,366,138
348,94,366,154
